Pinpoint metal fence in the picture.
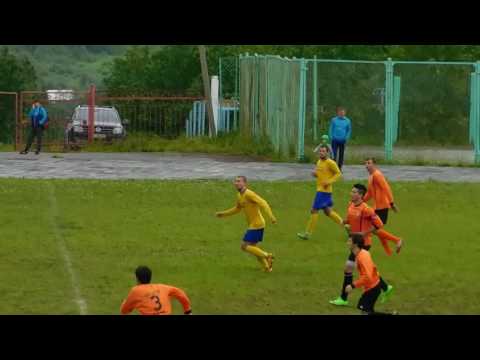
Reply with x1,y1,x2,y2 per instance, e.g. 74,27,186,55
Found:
230,54,480,163
0,92,18,146
185,100,240,137
15,86,204,151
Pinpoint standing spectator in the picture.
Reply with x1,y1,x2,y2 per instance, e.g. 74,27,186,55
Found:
20,100,48,155
329,106,352,170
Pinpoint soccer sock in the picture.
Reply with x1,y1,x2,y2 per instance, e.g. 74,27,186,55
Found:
378,237,393,256
306,213,319,234
377,229,401,244
379,277,388,292
341,272,353,301
244,245,268,259
256,256,269,270
327,211,343,226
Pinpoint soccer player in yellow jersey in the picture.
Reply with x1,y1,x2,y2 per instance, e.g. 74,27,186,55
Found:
297,145,344,240
216,176,277,272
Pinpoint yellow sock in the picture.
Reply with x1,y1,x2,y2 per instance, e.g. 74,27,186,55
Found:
257,256,269,270
245,245,268,259
328,210,343,225
306,213,319,234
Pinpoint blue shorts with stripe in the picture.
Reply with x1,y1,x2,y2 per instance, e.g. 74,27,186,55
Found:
312,192,333,210
243,229,264,243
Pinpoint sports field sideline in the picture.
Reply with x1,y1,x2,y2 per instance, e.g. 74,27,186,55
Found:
1,152,480,182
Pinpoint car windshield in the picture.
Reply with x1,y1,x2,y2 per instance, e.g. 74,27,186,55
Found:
74,108,120,124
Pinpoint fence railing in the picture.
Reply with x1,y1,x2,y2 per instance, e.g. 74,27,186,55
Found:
15,86,205,151
186,100,239,137
222,54,480,163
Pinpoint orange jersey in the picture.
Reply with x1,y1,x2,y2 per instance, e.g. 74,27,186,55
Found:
345,202,383,246
121,284,191,316
353,249,381,292
364,169,394,210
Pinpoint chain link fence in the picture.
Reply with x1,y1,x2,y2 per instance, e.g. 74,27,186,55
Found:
229,55,480,163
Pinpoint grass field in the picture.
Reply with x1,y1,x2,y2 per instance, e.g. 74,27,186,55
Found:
1,178,479,315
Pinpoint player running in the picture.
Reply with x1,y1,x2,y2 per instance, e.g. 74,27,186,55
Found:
329,184,398,307
363,158,403,255
121,266,192,316
297,145,343,240
216,176,277,272
344,234,396,315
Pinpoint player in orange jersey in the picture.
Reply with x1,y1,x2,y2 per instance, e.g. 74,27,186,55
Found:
329,184,395,307
344,234,396,315
363,158,403,255
121,266,192,315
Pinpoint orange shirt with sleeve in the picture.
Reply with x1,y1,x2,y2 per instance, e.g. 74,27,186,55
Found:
345,202,384,247
121,284,191,315
363,169,394,210
353,249,381,292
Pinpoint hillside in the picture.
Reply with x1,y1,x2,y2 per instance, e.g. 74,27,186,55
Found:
5,45,162,90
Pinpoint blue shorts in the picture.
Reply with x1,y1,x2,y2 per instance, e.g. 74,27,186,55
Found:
312,192,333,211
243,229,264,243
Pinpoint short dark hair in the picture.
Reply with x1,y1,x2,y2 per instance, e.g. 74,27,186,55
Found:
366,157,377,164
236,176,247,183
336,106,346,112
353,184,367,196
318,144,330,153
351,233,365,248
135,266,152,284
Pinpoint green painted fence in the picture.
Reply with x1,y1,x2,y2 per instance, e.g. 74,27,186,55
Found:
220,55,480,163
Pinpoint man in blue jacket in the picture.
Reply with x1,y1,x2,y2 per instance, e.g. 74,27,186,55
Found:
328,106,351,170
20,100,48,155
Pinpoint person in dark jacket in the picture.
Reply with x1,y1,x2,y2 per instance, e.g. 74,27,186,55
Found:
20,100,48,155
328,106,352,170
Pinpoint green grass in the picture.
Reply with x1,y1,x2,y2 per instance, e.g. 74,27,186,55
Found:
80,133,287,161
1,178,479,315
0,143,15,152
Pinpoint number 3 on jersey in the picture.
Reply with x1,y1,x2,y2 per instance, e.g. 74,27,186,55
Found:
150,295,162,311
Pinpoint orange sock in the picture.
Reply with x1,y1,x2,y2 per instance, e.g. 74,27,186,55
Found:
378,236,393,256
376,229,401,245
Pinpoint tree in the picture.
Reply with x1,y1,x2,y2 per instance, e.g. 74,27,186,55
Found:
103,46,201,96
0,47,37,143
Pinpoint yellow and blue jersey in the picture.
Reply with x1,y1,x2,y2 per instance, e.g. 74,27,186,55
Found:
315,158,342,193
218,189,276,230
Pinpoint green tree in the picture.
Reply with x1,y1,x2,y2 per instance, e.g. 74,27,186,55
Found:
103,46,201,96
0,47,37,143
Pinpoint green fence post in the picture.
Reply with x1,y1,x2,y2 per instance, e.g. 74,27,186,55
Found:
475,62,480,164
265,56,269,136
384,58,394,161
393,76,401,143
250,55,258,137
313,56,318,142
297,59,307,161
255,54,261,138
470,73,475,145
219,57,223,101
234,55,239,130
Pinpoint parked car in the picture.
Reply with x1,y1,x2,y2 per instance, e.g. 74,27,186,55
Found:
66,106,128,142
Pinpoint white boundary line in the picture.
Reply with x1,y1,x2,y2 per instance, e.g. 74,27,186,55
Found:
46,182,88,315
